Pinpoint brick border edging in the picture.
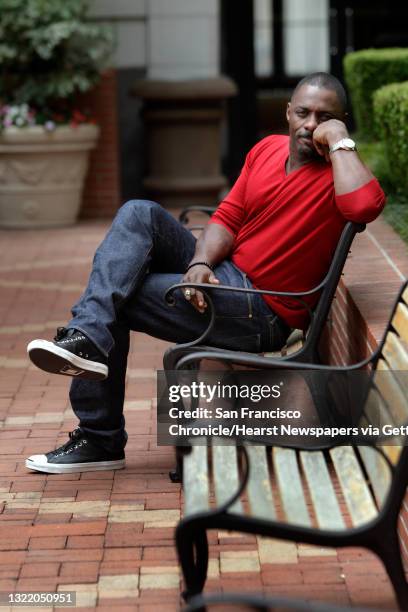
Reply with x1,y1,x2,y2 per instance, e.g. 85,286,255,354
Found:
322,216,407,366
321,215,408,564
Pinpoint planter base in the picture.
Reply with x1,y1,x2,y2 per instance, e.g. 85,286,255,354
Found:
0,125,99,228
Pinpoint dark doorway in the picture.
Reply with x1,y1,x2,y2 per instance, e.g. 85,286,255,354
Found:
329,1,408,81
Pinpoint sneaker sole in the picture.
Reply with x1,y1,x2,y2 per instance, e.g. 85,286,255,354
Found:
27,339,108,381
25,457,125,474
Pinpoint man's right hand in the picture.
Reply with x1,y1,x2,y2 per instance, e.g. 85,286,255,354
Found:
181,264,220,314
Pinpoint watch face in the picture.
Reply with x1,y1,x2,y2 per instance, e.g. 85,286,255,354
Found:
343,138,356,149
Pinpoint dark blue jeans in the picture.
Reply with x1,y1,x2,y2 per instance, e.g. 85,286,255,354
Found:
68,200,290,452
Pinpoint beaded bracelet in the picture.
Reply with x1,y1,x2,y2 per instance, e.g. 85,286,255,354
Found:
185,261,215,272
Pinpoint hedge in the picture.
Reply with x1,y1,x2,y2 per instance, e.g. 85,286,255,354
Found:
343,48,408,138
373,81,408,192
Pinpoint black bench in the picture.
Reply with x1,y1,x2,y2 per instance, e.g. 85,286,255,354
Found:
172,280,408,610
164,221,365,370
184,592,383,612
164,221,364,482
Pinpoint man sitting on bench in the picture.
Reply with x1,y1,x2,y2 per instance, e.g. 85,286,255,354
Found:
25,72,385,474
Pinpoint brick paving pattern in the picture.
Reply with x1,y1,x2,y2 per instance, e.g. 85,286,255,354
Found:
0,218,400,610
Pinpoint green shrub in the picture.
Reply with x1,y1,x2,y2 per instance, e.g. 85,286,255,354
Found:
374,81,408,193
343,48,408,138
0,0,114,116
356,140,391,190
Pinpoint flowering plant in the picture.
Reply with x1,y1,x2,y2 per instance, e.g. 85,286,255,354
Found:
0,0,113,130
0,104,94,132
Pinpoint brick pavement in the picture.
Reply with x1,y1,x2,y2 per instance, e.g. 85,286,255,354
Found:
0,218,400,610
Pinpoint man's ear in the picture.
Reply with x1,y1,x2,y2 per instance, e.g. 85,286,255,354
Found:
286,102,291,123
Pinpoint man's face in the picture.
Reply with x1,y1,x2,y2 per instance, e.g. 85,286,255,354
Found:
286,84,344,161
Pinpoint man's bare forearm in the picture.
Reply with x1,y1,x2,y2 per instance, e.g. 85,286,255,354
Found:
313,119,375,195
327,134,374,195
189,222,234,267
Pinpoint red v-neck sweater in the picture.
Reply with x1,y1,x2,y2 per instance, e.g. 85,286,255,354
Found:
209,135,386,330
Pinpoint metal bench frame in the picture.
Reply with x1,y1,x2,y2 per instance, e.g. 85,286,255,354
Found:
184,592,383,612
164,221,365,370
173,281,408,610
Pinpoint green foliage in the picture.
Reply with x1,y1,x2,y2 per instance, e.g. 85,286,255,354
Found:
0,0,114,113
373,81,408,193
343,48,408,138
356,139,396,197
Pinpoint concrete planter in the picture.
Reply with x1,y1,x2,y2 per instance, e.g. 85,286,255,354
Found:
0,124,99,228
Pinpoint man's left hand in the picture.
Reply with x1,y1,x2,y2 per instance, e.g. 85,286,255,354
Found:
312,119,349,162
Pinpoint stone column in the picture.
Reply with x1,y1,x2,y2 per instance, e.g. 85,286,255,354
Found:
132,78,236,207
131,0,237,207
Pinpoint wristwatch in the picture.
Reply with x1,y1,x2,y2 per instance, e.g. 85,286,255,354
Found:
329,137,356,154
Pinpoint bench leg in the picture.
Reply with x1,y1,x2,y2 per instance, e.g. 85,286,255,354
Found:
176,521,209,601
169,447,183,483
375,532,408,610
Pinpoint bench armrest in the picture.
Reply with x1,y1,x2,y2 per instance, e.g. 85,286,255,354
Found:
176,347,377,373
164,278,329,347
179,206,217,225
166,279,327,302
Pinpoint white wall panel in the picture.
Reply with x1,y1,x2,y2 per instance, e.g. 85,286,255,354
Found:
148,15,219,79
283,0,329,76
89,0,146,18
115,22,146,69
149,0,217,17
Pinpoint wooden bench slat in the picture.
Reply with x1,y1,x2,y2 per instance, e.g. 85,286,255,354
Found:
213,445,243,514
375,359,408,425
358,446,391,508
330,446,378,527
183,445,210,516
382,445,402,465
273,447,311,527
362,387,395,428
383,331,408,372
392,302,408,344
300,451,345,530
246,445,275,521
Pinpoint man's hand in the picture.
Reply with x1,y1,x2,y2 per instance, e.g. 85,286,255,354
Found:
182,264,219,314
312,119,349,161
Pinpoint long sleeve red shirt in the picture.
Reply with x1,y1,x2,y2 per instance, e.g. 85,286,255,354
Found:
209,135,386,330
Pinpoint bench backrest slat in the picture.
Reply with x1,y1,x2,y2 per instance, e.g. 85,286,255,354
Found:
330,446,377,526
382,332,408,374
183,445,210,515
357,446,392,507
374,360,408,431
246,446,276,520
362,387,393,429
392,302,408,343
300,451,345,530
213,445,243,514
273,448,311,527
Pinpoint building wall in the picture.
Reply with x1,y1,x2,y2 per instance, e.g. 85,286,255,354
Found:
88,0,147,210
88,0,221,211
85,0,331,217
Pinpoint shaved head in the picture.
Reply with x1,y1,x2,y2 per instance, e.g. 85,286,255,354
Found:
291,73,347,114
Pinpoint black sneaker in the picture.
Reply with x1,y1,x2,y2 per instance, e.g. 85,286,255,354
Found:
25,429,125,474
27,327,108,381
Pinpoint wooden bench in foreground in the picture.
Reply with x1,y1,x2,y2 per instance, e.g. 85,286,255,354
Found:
173,281,408,610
